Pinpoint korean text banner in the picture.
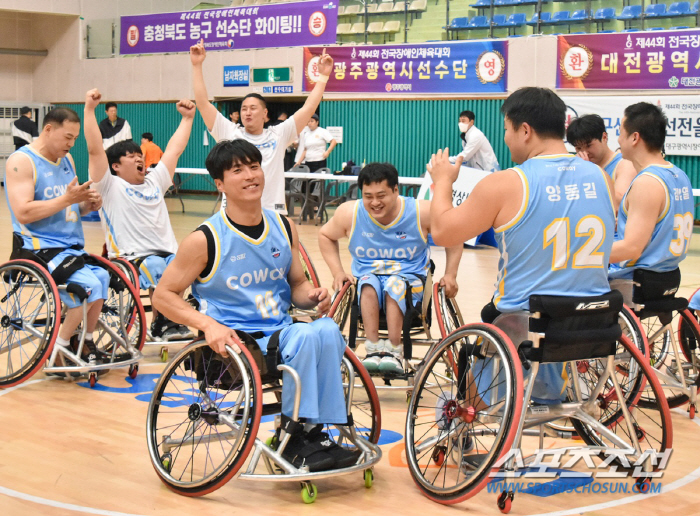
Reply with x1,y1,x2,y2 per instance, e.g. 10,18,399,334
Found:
303,41,507,93
563,95,700,156
120,1,337,55
557,30,700,90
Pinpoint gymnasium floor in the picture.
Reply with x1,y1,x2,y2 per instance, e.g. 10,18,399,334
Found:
1,193,700,516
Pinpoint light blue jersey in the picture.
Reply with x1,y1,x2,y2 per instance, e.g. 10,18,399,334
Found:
349,196,430,278
7,146,84,250
603,151,623,181
609,163,694,280
494,154,616,312
192,209,293,334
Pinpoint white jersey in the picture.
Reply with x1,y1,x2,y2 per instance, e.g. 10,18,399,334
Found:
299,126,333,162
94,161,178,259
211,112,297,214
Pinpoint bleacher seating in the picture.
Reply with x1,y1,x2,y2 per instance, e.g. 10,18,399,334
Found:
549,10,572,24
594,7,617,20
617,5,642,19
570,9,589,21
505,12,528,26
527,11,552,24
468,15,491,28
668,1,692,16
492,14,508,26
645,3,667,17
693,0,699,13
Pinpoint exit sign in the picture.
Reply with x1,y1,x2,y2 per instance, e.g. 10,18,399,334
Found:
252,67,292,83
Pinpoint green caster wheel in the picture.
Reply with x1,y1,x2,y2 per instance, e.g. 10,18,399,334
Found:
265,435,279,450
301,482,317,504
364,469,374,488
161,452,172,473
160,347,168,362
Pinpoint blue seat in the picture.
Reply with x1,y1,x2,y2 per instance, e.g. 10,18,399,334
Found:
550,10,571,23
594,7,617,20
670,25,691,28
495,0,510,5
570,9,589,21
617,5,642,19
468,15,490,28
668,1,691,15
506,12,528,26
692,0,699,13
645,3,667,17
646,26,665,30
450,16,470,28
527,11,552,24
569,31,587,34
470,0,491,7
598,29,616,33
492,14,508,26
622,27,641,31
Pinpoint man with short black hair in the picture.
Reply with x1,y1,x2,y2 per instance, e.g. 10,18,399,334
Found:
12,106,38,150
449,109,500,173
99,101,132,150
140,132,163,169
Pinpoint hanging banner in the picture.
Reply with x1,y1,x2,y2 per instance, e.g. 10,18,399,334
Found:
303,41,507,94
557,30,700,90
563,94,700,156
120,1,337,55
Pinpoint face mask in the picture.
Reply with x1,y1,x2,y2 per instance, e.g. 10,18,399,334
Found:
458,122,470,133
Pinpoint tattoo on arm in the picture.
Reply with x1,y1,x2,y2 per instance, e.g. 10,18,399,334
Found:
13,167,18,173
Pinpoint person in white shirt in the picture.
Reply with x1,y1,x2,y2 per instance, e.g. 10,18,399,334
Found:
99,102,133,150
449,110,500,173
84,88,195,341
190,39,334,214
294,114,337,172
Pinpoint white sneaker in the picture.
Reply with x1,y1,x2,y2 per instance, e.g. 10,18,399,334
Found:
378,354,403,374
362,341,383,372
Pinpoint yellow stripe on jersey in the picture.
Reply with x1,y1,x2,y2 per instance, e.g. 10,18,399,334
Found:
641,172,670,222
369,197,405,230
495,168,529,233
198,221,221,284
415,200,428,244
220,210,270,245
274,212,292,248
348,200,361,241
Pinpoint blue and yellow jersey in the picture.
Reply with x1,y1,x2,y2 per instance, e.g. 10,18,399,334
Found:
602,151,623,181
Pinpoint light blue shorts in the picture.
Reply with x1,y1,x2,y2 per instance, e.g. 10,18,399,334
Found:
47,249,110,309
138,254,175,290
357,273,424,314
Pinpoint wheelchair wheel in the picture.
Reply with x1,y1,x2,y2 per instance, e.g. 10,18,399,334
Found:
329,281,355,334
146,337,262,496
110,257,139,290
335,347,381,445
89,256,147,360
299,241,320,289
571,334,673,463
405,323,524,505
678,308,700,363
0,260,61,387
433,283,464,340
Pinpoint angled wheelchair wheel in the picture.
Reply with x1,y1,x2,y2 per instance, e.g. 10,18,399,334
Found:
0,260,61,387
336,347,381,444
329,281,355,334
146,337,262,496
110,257,139,291
89,255,147,360
298,241,320,289
405,323,524,505
572,334,673,463
433,283,464,340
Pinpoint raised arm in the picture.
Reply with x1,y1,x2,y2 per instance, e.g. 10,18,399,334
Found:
160,99,196,177
420,199,462,298
84,89,109,182
287,218,330,314
294,50,334,135
190,39,220,131
318,201,355,291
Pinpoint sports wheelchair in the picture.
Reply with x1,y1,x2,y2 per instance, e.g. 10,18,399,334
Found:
405,290,672,511
613,268,700,418
327,268,464,390
0,234,146,388
146,331,382,503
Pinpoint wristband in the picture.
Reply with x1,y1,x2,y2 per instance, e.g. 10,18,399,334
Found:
317,74,330,84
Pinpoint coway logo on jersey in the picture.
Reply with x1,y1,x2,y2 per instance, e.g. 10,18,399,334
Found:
355,245,419,260
271,247,281,258
226,267,287,290
395,231,407,240
575,300,609,310
43,184,68,199
126,187,160,201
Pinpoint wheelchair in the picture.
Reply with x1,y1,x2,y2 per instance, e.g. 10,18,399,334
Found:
405,290,672,511
0,235,146,388
146,332,382,503
327,268,464,391
612,268,700,418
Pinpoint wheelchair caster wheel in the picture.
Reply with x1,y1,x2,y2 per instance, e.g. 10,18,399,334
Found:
690,404,696,419
633,423,646,441
406,391,412,404
265,435,279,450
497,491,513,514
635,477,651,493
364,469,373,489
431,446,446,466
89,372,97,388
128,364,138,380
160,347,168,362
301,482,317,504
161,452,172,473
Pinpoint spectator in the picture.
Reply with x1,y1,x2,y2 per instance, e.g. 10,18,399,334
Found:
99,101,132,150
229,110,240,126
140,132,164,169
294,114,337,172
449,110,500,173
12,106,38,150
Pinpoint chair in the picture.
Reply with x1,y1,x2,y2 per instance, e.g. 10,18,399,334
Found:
668,1,691,15
527,11,552,25
693,0,699,13
382,20,402,34
349,22,366,34
470,0,491,7
647,25,666,29
408,0,428,13
645,3,667,17
468,15,490,28
449,16,470,29
505,12,527,26
336,23,353,35
367,21,385,33
338,5,346,15
285,165,310,221
492,14,508,26
670,25,691,28
594,7,617,19
392,1,408,12
617,4,642,19
570,9,589,21
366,3,378,13
376,2,395,14
549,10,572,24
343,4,361,16
622,27,641,31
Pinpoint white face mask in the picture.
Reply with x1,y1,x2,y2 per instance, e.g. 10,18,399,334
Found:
458,122,470,133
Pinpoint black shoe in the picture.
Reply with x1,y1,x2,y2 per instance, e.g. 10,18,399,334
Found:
306,425,361,469
280,431,336,472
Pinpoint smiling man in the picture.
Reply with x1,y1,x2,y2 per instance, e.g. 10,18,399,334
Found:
84,88,195,341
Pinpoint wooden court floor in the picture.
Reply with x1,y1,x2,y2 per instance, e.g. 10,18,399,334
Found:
1,193,700,516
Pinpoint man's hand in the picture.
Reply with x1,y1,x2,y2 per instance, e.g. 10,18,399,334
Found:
308,287,331,315
332,272,355,292
317,49,334,77
85,89,101,110
428,148,462,186
176,99,196,119
439,274,459,299
65,177,95,205
576,150,590,161
190,39,206,66
203,320,242,355
82,189,103,212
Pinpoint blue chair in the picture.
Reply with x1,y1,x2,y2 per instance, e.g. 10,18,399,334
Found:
550,10,572,23
569,31,587,34
670,25,691,28
508,34,524,37
527,11,552,24
470,0,491,7
645,3,667,17
506,12,528,26
570,9,589,21
468,15,490,28
598,29,616,33
594,7,617,20
617,5,642,19
449,16,470,29
667,1,691,15
495,0,510,5
622,27,641,31
646,26,666,29
492,14,508,26
692,0,699,13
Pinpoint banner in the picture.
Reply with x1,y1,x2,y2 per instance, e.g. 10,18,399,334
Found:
557,30,700,90
563,95,700,156
303,41,507,94
120,1,337,55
